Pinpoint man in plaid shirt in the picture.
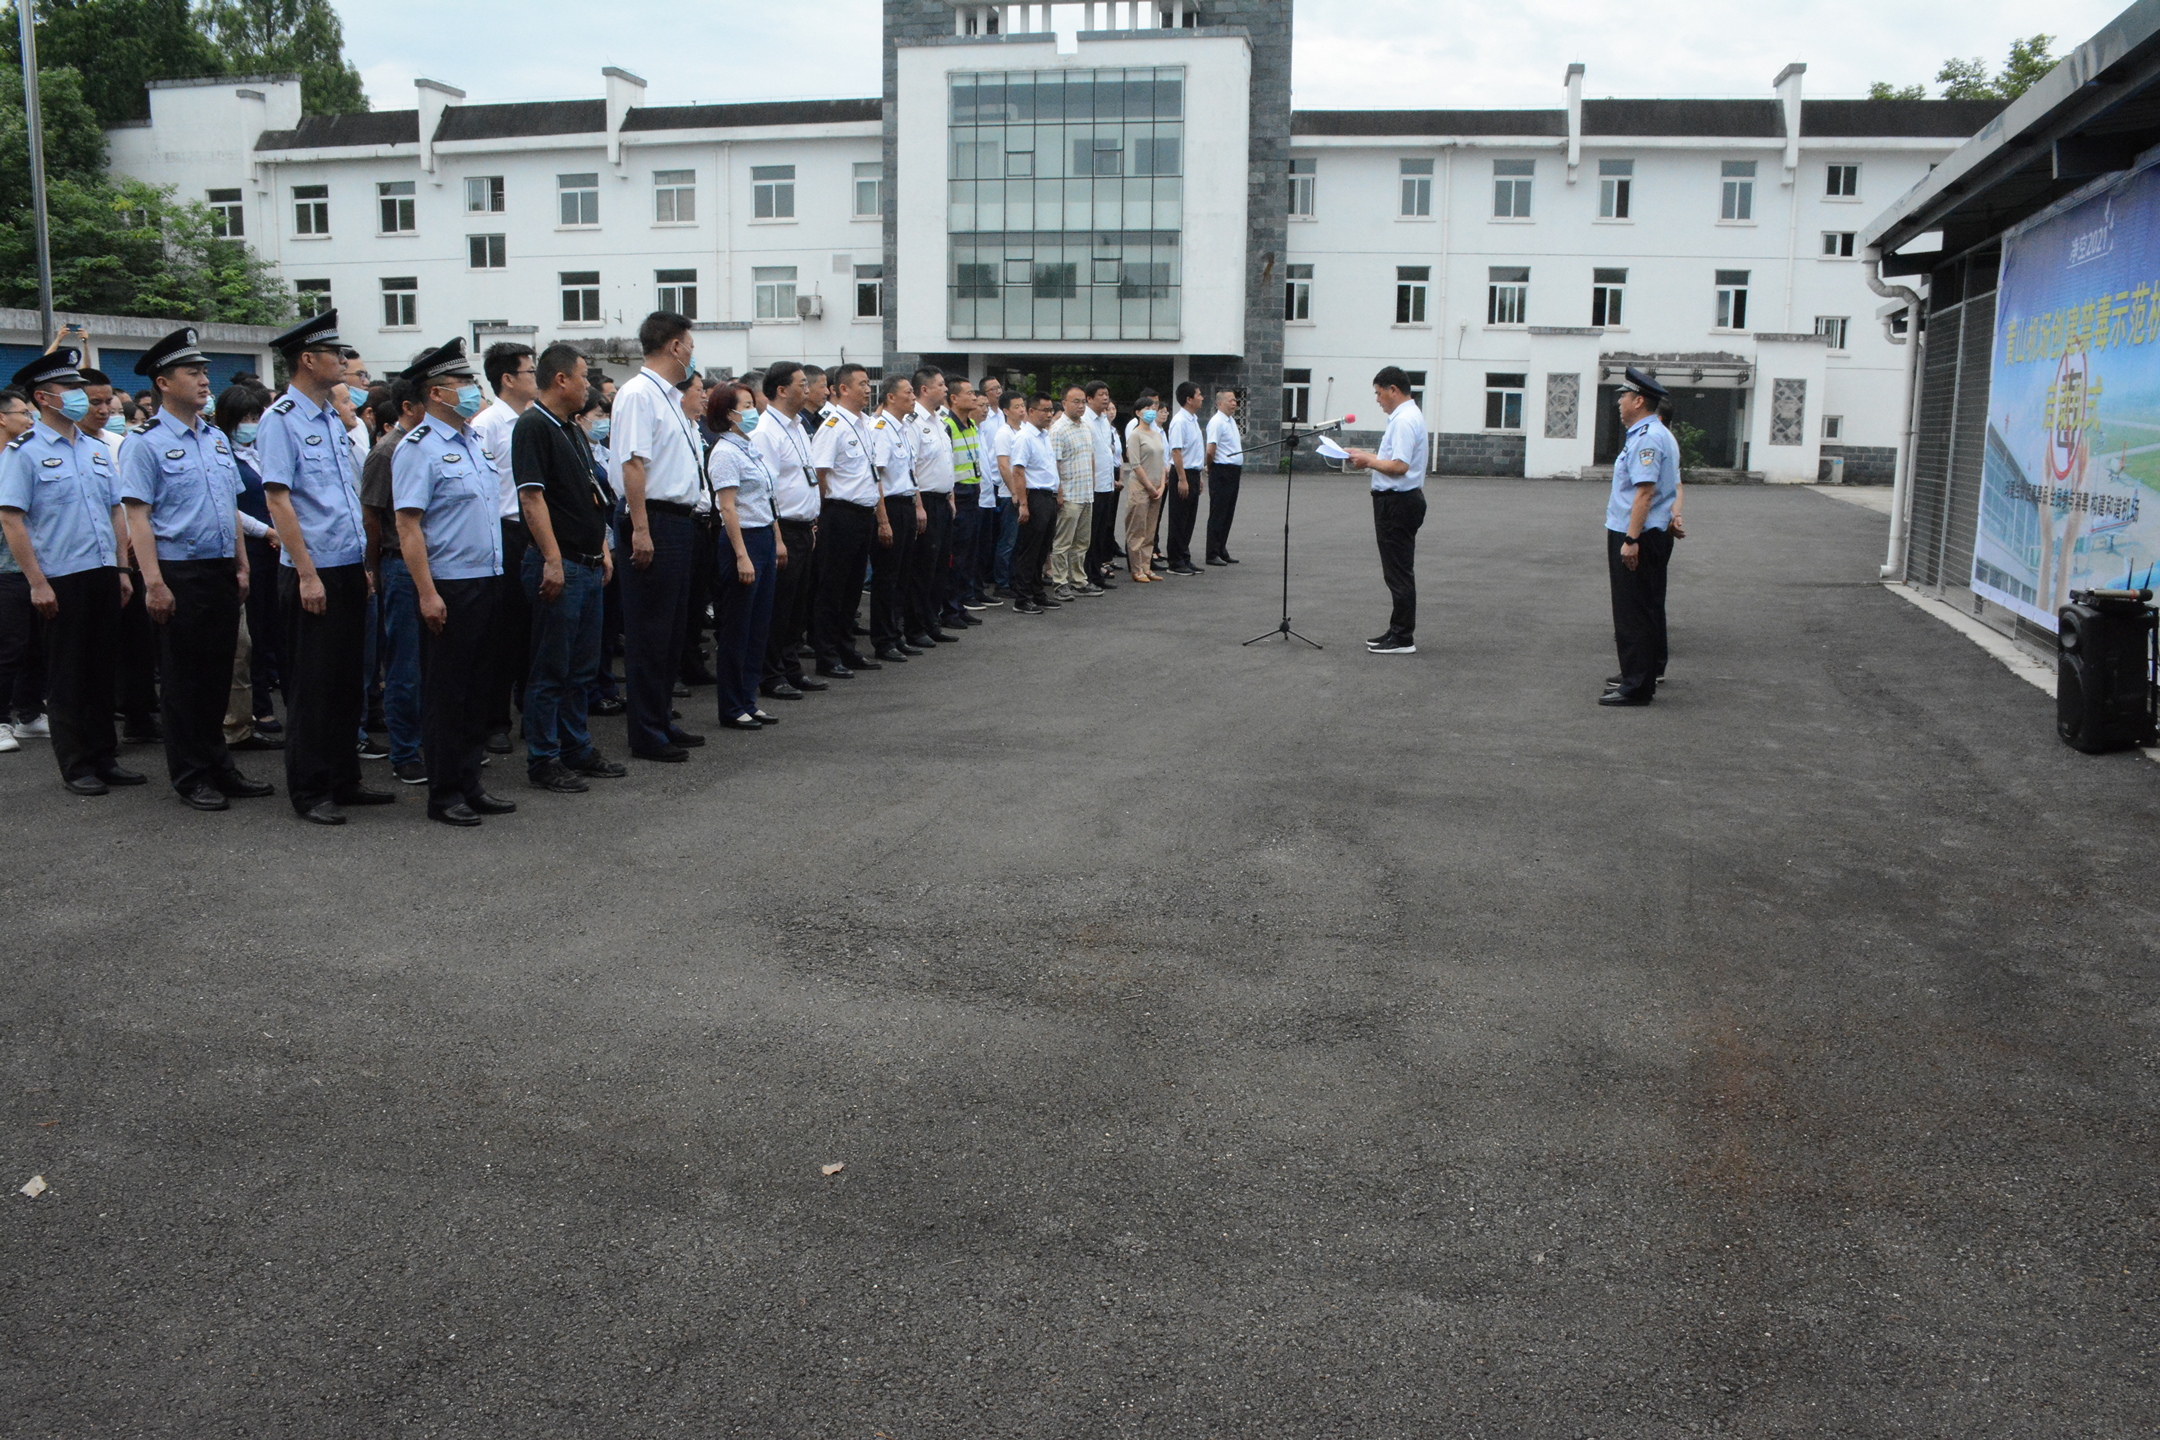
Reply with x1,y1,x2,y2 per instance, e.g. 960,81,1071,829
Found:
1047,386,1100,602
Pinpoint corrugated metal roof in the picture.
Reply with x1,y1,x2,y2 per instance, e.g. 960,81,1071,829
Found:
1801,99,2009,137
255,111,419,151
435,100,607,141
1583,99,1782,137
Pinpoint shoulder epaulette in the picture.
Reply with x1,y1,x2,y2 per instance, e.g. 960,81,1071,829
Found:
822,416,840,428
403,424,431,443
270,397,296,414
872,417,886,429
5,434,28,450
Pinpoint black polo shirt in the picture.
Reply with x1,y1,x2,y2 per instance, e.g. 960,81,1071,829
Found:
511,403,608,559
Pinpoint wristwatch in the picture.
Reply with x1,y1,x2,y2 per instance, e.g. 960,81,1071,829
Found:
1622,534,1641,545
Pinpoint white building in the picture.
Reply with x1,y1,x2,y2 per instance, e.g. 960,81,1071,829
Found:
102,2,2002,481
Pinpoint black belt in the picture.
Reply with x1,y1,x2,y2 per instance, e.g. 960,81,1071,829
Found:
827,498,875,514
644,499,695,517
564,550,605,568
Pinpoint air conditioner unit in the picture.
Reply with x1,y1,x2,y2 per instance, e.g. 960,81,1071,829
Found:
796,294,823,320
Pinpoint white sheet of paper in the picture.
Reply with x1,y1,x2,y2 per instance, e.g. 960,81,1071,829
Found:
1314,436,1349,461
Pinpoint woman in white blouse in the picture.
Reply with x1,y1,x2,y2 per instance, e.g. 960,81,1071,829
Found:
705,383,781,731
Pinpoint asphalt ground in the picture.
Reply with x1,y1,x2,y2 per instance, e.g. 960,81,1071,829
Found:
4,477,2156,1437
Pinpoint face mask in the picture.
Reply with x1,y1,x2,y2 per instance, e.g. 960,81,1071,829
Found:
103,414,126,434
739,408,760,434
58,389,90,422
590,419,610,443
454,384,484,419
235,422,259,446
1141,408,1159,424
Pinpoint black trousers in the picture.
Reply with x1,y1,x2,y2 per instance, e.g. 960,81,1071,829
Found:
243,534,283,715
946,486,982,615
486,517,530,731
41,567,122,782
0,570,46,723
1206,463,1243,560
616,506,695,754
420,575,500,811
869,497,919,648
1165,466,1203,566
279,563,368,812
1371,489,1427,640
908,491,953,636
1607,527,1674,698
1011,491,1058,603
682,515,720,680
157,559,242,792
1085,487,1119,583
763,517,818,687
115,566,159,727
813,501,877,663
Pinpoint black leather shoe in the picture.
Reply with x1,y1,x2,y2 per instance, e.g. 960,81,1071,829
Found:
1014,601,1044,615
230,732,284,751
529,761,589,793
63,774,109,797
1598,689,1652,707
565,750,628,778
337,784,396,806
214,771,275,799
429,802,482,827
924,630,959,644
718,714,764,731
761,682,805,701
905,633,938,649
179,782,230,812
753,710,778,726
669,730,706,747
300,799,346,825
815,663,855,680
1206,556,1228,566
484,731,512,755
874,646,911,663
1036,597,1062,608
590,694,626,716
1222,553,1239,564
470,792,518,815
849,656,883,671
98,765,147,786
793,675,830,691
631,743,690,763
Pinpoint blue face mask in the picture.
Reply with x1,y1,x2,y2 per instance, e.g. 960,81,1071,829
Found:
103,414,126,434
454,384,484,419
1141,408,1159,424
58,389,90,423
739,408,760,434
235,422,259,446
590,419,610,443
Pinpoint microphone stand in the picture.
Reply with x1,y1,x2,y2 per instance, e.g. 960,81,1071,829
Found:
1238,418,1344,650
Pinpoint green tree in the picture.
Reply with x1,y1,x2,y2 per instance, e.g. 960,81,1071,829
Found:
204,0,365,115
1867,81,1926,101
1937,34,2056,100
0,0,225,126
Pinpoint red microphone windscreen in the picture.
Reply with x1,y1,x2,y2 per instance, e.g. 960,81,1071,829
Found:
1342,413,1356,423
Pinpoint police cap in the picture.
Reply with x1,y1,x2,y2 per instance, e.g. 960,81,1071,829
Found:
135,326,211,376
1617,365,1668,400
399,337,476,386
271,309,356,360
9,347,85,393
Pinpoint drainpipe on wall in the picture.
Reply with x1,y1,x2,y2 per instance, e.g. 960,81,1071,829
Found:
1865,249,1925,580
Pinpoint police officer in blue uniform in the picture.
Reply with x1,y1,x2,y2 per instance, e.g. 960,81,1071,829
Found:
0,348,144,793
117,327,274,810
391,339,518,827
258,310,393,823
1602,366,1682,707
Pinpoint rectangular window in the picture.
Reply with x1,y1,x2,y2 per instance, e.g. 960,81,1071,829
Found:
1815,315,1850,350
1823,414,1844,439
1284,262,1312,322
1396,265,1430,324
467,234,506,269
465,175,505,214
206,188,243,238
1283,367,1311,424
1072,134,1124,176
1484,372,1526,431
377,180,416,235
854,161,883,217
1597,158,1632,219
1720,160,1756,221
560,270,600,324
380,276,417,329
1716,269,1751,329
753,265,797,320
1591,266,1626,327
955,262,998,299
1492,159,1534,218
1133,136,1180,175
1288,157,1315,217
1826,163,1859,198
292,183,329,236
1821,230,1856,258
855,263,883,319
1400,158,1433,217
1033,262,1078,299
1404,370,1428,409
1487,265,1529,325
558,173,599,227
1118,263,1172,299
656,268,698,320
751,164,796,219
294,279,331,317
653,169,696,224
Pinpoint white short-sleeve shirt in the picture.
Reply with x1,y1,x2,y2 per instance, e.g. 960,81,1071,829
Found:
751,407,821,522
1371,399,1428,493
1206,410,1244,467
1167,407,1204,472
608,368,705,508
469,398,522,518
809,405,880,506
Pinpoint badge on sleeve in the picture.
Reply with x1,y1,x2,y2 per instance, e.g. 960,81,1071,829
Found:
1637,446,1658,467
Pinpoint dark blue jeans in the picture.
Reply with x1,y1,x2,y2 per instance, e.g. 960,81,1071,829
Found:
377,557,423,767
993,496,1018,589
522,551,605,769
616,507,696,753
713,525,777,721
947,486,981,614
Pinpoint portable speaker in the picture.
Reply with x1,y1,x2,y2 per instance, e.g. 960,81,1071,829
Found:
2057,589,2157,754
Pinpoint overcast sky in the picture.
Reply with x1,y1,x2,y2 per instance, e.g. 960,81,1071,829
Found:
334,0,2126,110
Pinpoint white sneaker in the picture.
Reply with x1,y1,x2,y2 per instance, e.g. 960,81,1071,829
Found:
12,714,48,738
0,729,16,753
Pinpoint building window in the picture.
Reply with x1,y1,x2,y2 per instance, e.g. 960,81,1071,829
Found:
1400,158,1433,217
1072,134,1124,176
753,265,797,320
467,234,506,270
1822,230,1856,258
292,183,329,236
855,263,884,318
1716,269,1751,329
465,175,505,214
559,271,601,324
1815,315,1850,350
558,173,599,227
1283,367,1311,423
294,279,331,317
1720,160,1755,221
1284,263,1312,321
1032,262,1079,299
1597,158,1631,219
1404,370,1427,408
1117,262,1172,299
1396,265,1430,324
955,263,998,299
655,269,698,319
1591,267,1626,327
752,164,795,220
1487,265,1529,325
1133,136,1181,175
377,180,416,234
1826,163,1859,198
653,169,696,224
854,161,883,217
1823,414,1844,439
1288,157,1315,217
1493,159,1534,218
1485,372,1526,431
380,277,417,329
206,188,243,238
